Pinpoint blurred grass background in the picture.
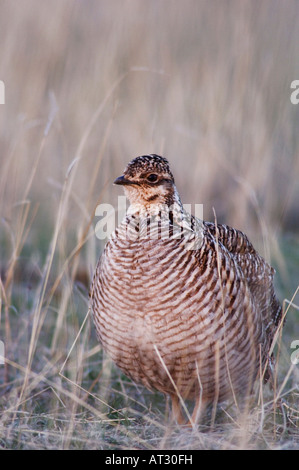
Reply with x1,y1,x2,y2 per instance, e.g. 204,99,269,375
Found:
0,0,298,449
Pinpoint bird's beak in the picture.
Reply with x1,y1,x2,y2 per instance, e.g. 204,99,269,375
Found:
113,175,137,186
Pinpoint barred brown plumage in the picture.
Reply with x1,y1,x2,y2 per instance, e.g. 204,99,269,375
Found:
90,154,282,424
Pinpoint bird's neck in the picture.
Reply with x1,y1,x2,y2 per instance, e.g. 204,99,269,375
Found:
120,188,203,250
127,186,184,218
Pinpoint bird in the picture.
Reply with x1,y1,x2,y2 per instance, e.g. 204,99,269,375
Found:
90,154,282,424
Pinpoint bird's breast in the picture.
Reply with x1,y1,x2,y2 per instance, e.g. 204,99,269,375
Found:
91,232,261,399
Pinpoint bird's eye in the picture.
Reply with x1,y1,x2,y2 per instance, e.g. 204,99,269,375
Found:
146,174,158,182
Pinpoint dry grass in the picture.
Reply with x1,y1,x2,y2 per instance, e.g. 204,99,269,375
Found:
0,0,299,449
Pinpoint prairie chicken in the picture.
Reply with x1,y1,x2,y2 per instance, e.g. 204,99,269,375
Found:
90,154,282,424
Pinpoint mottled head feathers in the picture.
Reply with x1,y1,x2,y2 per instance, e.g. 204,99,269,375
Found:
114,154,177,208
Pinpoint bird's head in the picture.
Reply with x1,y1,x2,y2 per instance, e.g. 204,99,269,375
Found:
114,154,178,211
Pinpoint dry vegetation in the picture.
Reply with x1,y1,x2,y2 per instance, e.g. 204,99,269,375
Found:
0,0,298,450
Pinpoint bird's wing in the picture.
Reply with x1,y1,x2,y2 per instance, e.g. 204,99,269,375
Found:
203,221,282,330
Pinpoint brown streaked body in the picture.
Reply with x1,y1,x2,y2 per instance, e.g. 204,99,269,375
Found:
90,154,282,424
